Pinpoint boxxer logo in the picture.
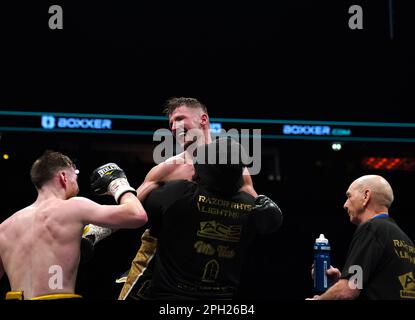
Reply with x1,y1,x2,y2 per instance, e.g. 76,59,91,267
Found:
40,115,112,130
42,115,56,129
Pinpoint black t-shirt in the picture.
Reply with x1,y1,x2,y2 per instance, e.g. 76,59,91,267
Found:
143,180,256,300
341,215,415,300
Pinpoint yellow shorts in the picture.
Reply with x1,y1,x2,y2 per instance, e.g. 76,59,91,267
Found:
6,291,82,300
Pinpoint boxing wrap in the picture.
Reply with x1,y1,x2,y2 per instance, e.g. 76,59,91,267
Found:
90,163,136,204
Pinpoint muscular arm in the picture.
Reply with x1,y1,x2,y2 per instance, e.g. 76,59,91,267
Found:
74,193,147,229
81,163,167,246
136,161,179,201
136,165,163,202
313,279,360,300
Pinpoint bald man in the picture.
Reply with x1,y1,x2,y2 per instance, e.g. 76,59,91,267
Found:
308,175,415,300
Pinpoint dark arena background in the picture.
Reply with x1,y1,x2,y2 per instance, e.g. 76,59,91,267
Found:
0,0,414,306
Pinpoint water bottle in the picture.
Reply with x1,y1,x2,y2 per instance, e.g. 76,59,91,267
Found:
313,234,331,293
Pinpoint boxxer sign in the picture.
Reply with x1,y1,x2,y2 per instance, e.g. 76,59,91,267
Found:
41,115,112,130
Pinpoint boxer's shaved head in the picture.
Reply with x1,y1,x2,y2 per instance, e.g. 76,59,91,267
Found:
163,97,207,117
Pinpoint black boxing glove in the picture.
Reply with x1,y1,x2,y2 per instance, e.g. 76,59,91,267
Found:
90,163,136,204
252,195,283,234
